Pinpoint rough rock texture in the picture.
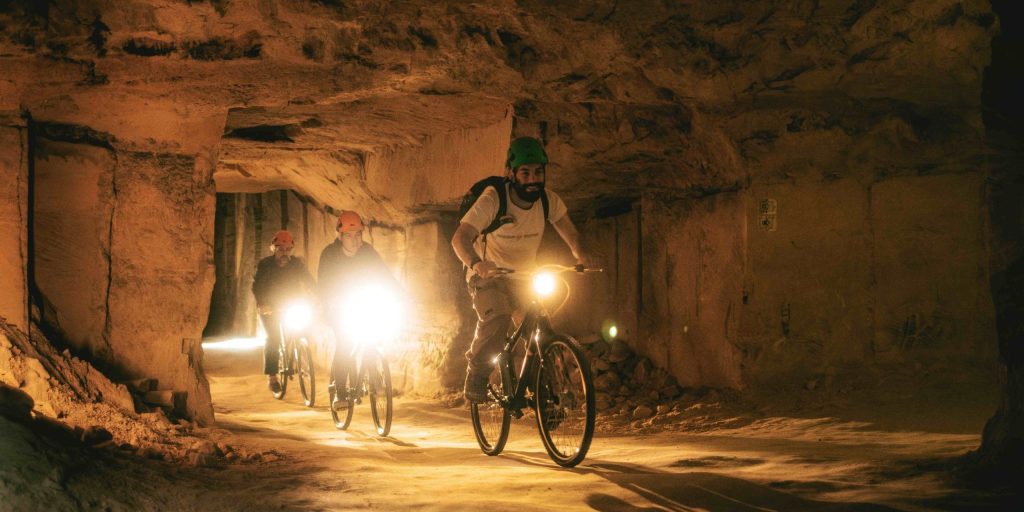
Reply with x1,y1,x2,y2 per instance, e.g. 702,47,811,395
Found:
1,322,134,419
33,136,115,360
25,121,219,424
0,116,29,331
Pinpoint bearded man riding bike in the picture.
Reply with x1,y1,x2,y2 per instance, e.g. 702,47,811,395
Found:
451,136,590,403
252,230,316,394
318,210,400,410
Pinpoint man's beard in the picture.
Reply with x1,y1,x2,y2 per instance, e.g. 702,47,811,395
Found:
512,181,545,203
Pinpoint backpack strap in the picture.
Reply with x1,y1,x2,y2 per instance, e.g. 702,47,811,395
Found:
479,177,510,236
541,189,549,222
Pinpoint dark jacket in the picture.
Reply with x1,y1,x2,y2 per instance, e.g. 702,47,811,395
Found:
252,256,316,309
317,241,396,308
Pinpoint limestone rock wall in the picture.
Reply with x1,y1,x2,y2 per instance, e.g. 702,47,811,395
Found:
555,169,994,390
640,193,747,389
23,116,221,425
33,137,115,361
400,218,475,392
0,115,28,331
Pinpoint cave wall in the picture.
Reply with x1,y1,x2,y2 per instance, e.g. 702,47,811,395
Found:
740,178,874,379
33,138,115,359
740,172,993,383
105,149,216,423
20,103,224,425
551,168,993,390
639,193,747,389
553,206,641,344
401,217,474,392
0,115,28,331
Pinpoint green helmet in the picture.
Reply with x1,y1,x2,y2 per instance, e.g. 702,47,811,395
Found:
506,136,548,169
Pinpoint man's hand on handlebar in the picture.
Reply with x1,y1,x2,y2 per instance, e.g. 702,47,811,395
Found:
573,251,592,273
472,259,498,279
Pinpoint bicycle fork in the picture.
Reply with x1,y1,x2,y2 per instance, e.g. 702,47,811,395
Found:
497,336,541,416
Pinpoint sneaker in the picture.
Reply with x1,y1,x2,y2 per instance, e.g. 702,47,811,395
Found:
268,376,282,394
464,370,490,404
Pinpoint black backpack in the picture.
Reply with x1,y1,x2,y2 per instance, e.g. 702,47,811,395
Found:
457,176,550,238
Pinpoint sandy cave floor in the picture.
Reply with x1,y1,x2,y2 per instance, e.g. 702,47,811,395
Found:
180,345,1018,512
10,344,1020,512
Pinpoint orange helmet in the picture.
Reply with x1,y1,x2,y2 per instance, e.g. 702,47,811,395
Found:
271,230,294,249
337,211,364,233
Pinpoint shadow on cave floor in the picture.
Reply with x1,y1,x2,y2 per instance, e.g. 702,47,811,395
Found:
184,343,1023,511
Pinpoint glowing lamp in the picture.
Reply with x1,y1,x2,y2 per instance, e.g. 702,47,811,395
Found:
532,272,557,297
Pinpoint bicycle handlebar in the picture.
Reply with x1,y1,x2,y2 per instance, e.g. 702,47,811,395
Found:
492,264,604,276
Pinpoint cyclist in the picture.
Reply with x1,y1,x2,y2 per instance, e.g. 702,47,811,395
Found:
451,136,590,403
318,210,399,410
252,230,316,394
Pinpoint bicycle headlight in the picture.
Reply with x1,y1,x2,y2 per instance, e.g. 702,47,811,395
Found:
532,272,557,298
339,285,404,346
283,302,313,331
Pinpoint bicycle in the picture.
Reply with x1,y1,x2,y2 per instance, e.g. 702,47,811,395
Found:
329,346,392,436
470,264,599,467
269,301,316,407
327,284,399,436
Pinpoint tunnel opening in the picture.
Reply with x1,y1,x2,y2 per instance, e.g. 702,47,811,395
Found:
202,190,331,340
200,187,343,410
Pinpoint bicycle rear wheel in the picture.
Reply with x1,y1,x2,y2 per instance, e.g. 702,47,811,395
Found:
368,352,393,437
330,365,356,430
297,340,315,407
470,362,511,456
273,341,289,400
534,336,595,467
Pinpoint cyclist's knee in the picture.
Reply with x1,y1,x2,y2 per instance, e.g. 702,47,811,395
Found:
476,314,511,339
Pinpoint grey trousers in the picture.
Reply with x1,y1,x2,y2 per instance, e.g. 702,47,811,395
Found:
465,276,530,374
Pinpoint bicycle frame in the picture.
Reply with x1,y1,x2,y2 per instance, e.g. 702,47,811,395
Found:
494,301,554,416
337,341,382,401
277,324,298,374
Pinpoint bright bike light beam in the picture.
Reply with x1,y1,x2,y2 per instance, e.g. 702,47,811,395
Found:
339,285,405,346
533,272,557,297
284,302,314,331
201,337,265,351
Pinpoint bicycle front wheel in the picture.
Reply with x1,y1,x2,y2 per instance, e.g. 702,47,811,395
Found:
470,361,511,456
273,341,289,400
330,365,356,430
297,340,315,407
367,352,393,437
534,336,595,467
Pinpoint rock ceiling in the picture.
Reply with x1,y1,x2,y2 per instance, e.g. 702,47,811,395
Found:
0,0,997,220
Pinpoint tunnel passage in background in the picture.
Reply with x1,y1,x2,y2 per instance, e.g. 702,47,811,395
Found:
203,190,338,339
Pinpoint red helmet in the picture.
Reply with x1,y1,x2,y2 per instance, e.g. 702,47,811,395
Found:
337,211,364,233
271,230,294,249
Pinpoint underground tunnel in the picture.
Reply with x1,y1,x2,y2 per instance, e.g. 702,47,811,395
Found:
1,0,1022,510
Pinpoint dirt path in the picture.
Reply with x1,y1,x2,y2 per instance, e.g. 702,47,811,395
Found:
202,347,1008,512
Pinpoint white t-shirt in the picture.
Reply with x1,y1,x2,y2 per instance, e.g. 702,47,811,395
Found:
461,183,568,274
